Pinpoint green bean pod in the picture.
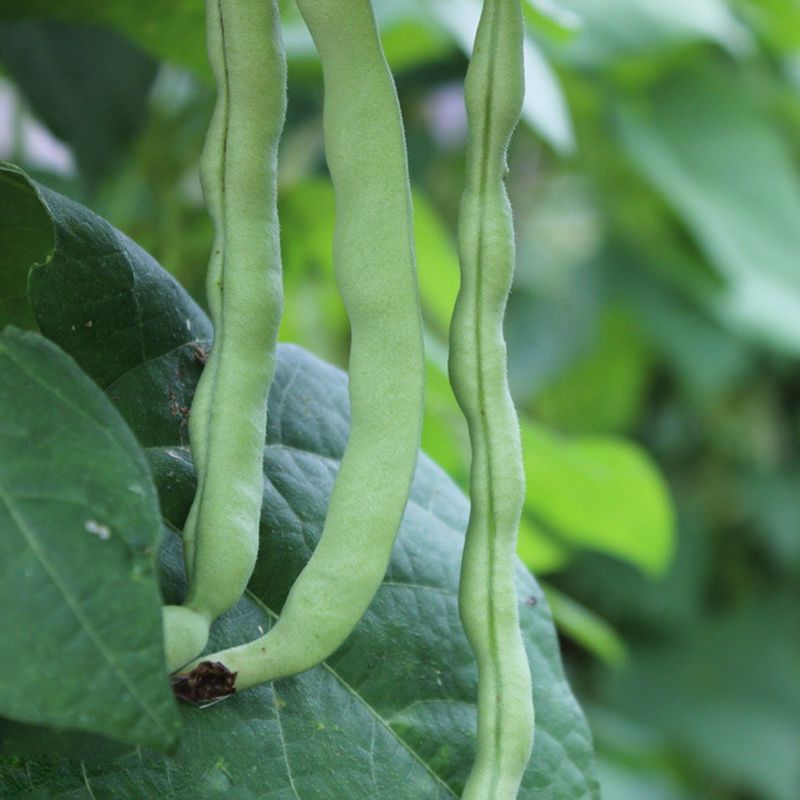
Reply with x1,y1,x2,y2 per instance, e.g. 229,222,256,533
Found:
448,0,534,796
175,0,424,690
180,0,227,585
163,0,287,673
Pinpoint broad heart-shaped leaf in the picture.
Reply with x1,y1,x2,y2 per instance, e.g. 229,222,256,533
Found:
27,186,212,394
0,327,180,751
1,170,600,796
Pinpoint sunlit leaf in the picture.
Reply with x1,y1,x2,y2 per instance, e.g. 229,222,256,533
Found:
521,420,675,575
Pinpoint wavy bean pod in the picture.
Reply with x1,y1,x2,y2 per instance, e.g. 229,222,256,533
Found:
163,0,287,673
180,0,227,585
448,0,534,796
174,0,424,692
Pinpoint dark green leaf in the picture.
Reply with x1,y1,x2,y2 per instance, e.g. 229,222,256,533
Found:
0,164,52,331
0,326,179,751
2,344,601,798
0,164,211,389
0,163,210,450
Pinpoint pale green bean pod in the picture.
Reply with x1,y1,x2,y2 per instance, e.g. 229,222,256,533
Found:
163,0,287,673
448,0,535,796
174,0,424,691
180,0,227,584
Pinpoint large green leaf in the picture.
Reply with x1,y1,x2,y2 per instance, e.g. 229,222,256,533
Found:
0,326,179,751
0,161,211,452
29,194,209,392
0,167,600,797
4,346,601,798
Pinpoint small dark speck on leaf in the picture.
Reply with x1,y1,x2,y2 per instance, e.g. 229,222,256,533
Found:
525,596,538,606
193,343,209,366
167,387,190,426
172,661,237,703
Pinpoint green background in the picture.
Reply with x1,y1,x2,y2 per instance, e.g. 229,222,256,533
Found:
1,0,799,797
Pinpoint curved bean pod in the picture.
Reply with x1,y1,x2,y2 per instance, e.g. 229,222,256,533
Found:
448,0,535,796
163,0,287,673
180,0,227,586
175,0,424,690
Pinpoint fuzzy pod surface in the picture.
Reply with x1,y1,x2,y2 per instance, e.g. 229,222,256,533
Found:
448,0,535,796
164,0,287,673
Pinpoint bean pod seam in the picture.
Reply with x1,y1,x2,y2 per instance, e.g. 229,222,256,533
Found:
163,0,287,673
448,0,535,796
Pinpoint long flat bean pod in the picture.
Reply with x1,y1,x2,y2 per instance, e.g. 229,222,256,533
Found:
180,0,228,584
163,0,287,673
174,0,424,692
448,0,534,796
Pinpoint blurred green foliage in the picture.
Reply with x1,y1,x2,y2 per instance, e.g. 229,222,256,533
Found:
2,0,800,797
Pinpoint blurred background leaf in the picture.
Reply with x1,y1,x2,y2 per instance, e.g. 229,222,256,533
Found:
616,60,800,353
0,21,156,190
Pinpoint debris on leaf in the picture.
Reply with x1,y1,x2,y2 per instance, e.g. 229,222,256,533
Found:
171,661,237,703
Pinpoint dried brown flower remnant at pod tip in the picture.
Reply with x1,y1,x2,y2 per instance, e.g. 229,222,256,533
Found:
171,661,237,703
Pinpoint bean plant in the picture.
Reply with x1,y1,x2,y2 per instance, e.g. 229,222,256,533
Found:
0,0,600,797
